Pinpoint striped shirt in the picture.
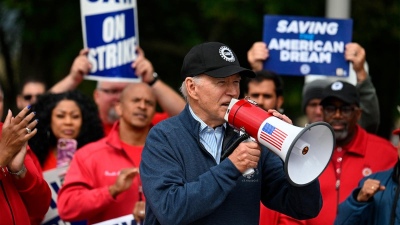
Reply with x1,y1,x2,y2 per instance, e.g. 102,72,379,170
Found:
189,106,226,164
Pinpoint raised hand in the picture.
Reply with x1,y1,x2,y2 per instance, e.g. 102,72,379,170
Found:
131,47,154,83
108,167,139,198
247,42,269,72
356,178,385,202
0,107,37,169
344,43,367,82
69,48,91,83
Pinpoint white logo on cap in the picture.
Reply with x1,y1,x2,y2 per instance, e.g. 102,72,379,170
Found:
331,81,343,91
219,46,235,62
300,64,310,74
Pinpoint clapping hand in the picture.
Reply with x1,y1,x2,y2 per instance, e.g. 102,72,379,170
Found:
0,106,37,175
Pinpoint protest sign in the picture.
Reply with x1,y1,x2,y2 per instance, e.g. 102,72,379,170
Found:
93,214,141,225
262,15,353,77
41,167,86,225
80,0,140,82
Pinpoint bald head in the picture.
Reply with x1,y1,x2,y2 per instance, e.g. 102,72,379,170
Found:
120,83,156,102
116,83,157,129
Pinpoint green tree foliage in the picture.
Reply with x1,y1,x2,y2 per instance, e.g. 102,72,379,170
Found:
0,0,398,137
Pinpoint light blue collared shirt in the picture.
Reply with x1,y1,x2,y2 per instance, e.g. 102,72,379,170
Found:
189,106,226,164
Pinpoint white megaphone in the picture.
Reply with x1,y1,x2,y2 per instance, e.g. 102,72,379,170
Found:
224,98,335,186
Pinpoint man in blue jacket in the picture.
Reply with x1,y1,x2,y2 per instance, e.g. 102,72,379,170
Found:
140,42,323,225
335,128,400,225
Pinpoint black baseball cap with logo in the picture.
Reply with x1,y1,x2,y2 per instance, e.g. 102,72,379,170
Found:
320,81,360,106
180,42,255,79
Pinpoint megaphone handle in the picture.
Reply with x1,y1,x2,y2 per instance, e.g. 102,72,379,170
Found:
242,137,256,176
243,168,255,176
221,133,255,176
221,133,250,159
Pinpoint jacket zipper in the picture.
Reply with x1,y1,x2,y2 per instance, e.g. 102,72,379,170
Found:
1,180,16,225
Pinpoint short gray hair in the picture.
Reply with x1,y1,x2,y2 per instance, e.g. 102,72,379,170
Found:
179,76,203,102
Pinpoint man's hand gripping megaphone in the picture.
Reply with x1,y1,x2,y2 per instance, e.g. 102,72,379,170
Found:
222,98,292,176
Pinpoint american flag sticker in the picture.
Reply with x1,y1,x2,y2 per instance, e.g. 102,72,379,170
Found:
260,123,288,151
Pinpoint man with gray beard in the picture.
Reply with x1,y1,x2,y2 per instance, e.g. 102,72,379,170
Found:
278,80,398,225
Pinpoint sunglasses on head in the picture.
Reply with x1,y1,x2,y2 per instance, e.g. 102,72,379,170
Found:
23,94,41,101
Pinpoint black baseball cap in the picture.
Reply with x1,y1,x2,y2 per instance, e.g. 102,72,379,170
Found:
320,81,360,106
181,42,255,79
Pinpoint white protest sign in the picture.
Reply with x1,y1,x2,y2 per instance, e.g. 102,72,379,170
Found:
80,0,140,82
41,167,86,225
93,214,138,225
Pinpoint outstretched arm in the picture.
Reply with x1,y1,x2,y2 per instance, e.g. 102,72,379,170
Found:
133,47,185,116
49,49,91,93
247,42,269,72
345,43,380,133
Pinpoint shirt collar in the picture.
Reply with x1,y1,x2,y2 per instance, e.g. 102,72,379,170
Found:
188,106,226,132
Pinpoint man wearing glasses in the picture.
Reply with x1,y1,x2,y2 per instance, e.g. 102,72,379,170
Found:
16,78,46,110
279,81,398,225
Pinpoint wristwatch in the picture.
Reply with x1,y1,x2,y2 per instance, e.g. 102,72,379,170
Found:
148,72,159,86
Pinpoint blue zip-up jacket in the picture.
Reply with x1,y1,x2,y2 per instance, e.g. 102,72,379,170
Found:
335,163,400,225
140,105,322,225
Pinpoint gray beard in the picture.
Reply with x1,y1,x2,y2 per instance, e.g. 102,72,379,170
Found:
107,108,119,123
334,130,348,141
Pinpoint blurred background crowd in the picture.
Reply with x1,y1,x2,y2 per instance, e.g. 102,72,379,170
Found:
0,0,398,138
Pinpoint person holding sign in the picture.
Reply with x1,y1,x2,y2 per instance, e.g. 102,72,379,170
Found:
247,41,380,134
51,47,185,135
57,83,158,224
0,106,51,225
140,42,322,225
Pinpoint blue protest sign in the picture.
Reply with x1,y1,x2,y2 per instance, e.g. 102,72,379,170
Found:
262,15,353,77
80,0,140,82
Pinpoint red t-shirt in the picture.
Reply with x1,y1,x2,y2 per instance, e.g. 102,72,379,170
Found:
120,142,143,169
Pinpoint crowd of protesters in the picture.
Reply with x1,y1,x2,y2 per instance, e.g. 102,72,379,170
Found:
0,33,398,225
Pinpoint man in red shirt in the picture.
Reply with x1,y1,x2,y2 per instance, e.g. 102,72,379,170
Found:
273,81,397,225
50,47,185,135
248,42,385,225
57,82,157,224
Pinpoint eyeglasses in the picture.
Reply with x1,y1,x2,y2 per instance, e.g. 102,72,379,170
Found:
98,88,123,95
323,105,357,117
23,94,42,101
